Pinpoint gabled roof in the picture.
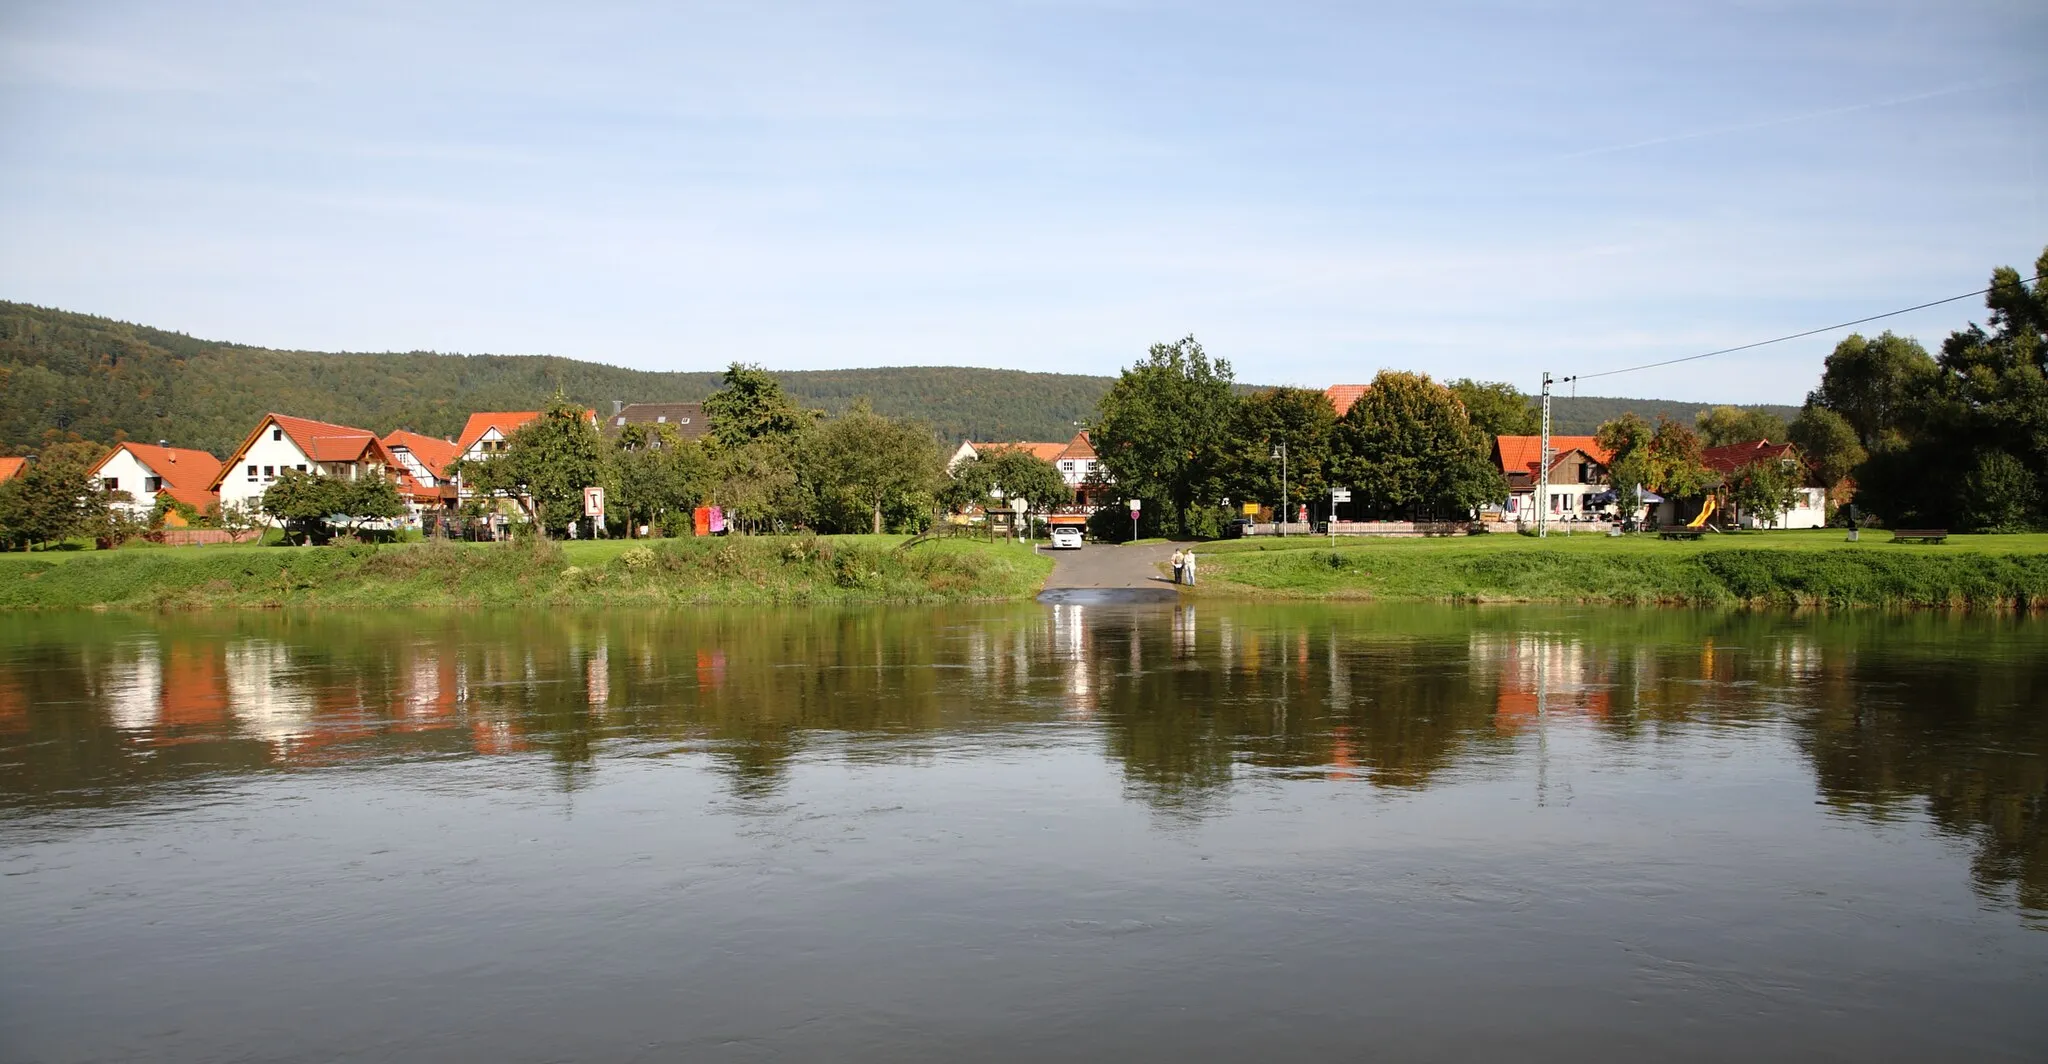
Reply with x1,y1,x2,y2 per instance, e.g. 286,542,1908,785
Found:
1325,385,1370,417
382,430,462,478
1701,439,1798,475
1055,431,1096,461
94,443,224,502
1494,435,1612,477
974,441,1068,463
456,411,543,453
0,457,25,482
210,413,397,490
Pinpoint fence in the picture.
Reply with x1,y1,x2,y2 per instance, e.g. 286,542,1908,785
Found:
144,528,263,547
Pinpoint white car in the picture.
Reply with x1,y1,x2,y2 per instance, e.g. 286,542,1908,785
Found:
1050,526,1084,550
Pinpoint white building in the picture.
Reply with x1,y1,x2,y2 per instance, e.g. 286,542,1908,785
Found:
209,414,408,514
89,442,223,523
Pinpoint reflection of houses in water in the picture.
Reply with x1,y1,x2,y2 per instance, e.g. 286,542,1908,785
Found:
1475,634,1611,734
226,641,315,746
1049,604,1094,718
1171,606,1196,658
585,643,610,711
160,643,232,734
104,642,162,731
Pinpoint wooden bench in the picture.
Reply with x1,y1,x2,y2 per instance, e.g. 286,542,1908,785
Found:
1890,528,1949,544
1657,525,1705,540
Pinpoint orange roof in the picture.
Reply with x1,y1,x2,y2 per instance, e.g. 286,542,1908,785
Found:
975,441,1067,463
1325,384,1370,417
382,430,462,477
456,411,543,454
1495,435,1612,476
95,442,224,496
0,456,25,482
1056,431,1097,461
1701,439,1797,475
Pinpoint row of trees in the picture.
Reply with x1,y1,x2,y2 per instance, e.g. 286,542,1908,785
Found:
1089,337,1512,537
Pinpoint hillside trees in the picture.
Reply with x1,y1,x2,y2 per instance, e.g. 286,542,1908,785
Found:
1331,371,1502,518
1093,336,1237,535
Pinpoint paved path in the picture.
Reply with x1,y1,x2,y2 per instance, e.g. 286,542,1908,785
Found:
1035,541,1187,604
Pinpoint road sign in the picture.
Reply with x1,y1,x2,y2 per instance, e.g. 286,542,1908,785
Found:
1127,498,1141,511
1330,489,1352,502
1010,497,1029,515
583,486,606,517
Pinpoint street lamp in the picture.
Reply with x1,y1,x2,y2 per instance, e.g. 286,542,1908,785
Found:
1270,442,1288,538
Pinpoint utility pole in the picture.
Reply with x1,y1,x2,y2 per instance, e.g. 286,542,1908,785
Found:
1271,442,1288,537
1538,372,1552,539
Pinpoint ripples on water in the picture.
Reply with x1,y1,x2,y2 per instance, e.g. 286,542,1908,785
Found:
0,604,2043,1062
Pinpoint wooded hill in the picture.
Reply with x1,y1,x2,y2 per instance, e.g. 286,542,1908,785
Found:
0,301,1796,454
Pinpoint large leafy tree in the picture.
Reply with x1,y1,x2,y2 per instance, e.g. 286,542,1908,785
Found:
810,400,943,535
1331,370,1502,518
1786,404,1864,504
1809,331,1938,451
1644,417,1714,499
1218,386,1336,513
1092,336,1236,534
1726,457,1802,529
1596,412,1656,516
0,441,108,550
451,395,604,534
607,423,709,536
710,438,809,533
944,447,1071,515
1695,405,1789,447
1449,379,1539,437
261,470,346,544
704,363,815,449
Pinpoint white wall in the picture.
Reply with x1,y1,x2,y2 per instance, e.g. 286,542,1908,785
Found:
218,426,313,512
94,448,158,516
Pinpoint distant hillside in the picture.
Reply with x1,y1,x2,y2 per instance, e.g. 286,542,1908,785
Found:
1546,395,1800,435
0,301,1801,456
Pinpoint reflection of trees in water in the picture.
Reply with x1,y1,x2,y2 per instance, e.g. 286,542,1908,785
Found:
2,605,2044,916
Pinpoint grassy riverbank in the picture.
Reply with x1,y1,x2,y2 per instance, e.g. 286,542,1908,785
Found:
1197,530,2048,610
0,535,1055,609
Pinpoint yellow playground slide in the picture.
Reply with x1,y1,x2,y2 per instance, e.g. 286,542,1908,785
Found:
1686,495,1717,529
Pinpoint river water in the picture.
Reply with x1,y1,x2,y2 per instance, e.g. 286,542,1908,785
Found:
1,604,2043,1062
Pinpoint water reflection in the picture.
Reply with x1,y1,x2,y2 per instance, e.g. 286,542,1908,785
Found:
1,605,2043,918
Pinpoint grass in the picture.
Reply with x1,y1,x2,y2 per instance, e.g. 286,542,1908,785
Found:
0,534,1055,610
1196,529,2048,610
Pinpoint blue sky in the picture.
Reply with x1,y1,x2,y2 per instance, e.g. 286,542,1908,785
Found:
1,1,2041,402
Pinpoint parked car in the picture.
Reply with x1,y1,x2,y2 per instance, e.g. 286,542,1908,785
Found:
1050,526,1084,550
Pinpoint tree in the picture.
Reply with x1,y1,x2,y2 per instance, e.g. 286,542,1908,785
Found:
81,487,144,547
261,470,346,544
1331,370,1503,518
704,363,815,449
1695,405,1789,447
1218,387,1337,513
337,476,404,535
1092,336,1237,534
607,423,709,536
945,446,1071,516
1808,331,1938,450
1596,412,1656,519
451,395,604,534
1644,417,1714,500
1785,405,1863,496
1726,457,1801,529
711,438,808,534
0,442,104,550
810,400,943,535
1449,379,1539,437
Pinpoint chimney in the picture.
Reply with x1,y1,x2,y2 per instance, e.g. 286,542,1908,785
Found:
613,400,624,416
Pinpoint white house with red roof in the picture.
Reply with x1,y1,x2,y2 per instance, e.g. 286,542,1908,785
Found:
1698,440,1828,528
90,442,224,524
1493,435,1616,525
454,411,544,463
210,414,409,514
947,430,1108,506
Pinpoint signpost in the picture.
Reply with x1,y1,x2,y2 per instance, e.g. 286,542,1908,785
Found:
1128,498,1141,542
1011,496,1030,543
583,486,606,538
1329,488,1351,542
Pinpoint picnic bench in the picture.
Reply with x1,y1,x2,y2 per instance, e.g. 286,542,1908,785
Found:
1657,525,1705,540
1890,528,1949,544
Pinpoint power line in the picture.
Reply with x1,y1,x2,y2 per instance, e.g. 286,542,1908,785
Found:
1564,271,2045,384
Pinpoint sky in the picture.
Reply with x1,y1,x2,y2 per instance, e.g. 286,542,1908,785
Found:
1,1,2042,402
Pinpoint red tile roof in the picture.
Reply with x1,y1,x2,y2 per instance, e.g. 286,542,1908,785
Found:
382,430,462,478
1056,431,1097,461
93,443,225,510
1325,385,1370,417
0,456,25,482
975,441,1068,463
455,411,543,454
210,414,400,490
1701,440,1797,474
1494,435,1612,476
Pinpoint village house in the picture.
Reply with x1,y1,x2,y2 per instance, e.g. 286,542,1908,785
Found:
210,413,410,515
1697,440,1828,529
1324,384,1370,417
0,456,27,483
454,411,545,463
1492,435,1617,525
948,430,1110,507
603,401,708,442
381,430,462,516
89,442,224,525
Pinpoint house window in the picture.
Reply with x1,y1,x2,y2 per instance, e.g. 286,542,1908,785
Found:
263,465,275,480
102,477,119,491
247,464,258,481
272,428,283,441
656,416,667,423
615,417,626,427
297,464,307,472
145,476,163,492
678,417,690,424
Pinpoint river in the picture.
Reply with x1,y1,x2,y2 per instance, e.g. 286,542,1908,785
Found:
1,605,2043,1061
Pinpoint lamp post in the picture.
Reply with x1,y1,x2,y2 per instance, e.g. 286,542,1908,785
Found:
1270,442,1288,538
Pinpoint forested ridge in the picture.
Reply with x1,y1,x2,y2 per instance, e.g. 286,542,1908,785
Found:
0,300,1792,454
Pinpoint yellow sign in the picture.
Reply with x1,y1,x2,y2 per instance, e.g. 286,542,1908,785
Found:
1241,502,1260,516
